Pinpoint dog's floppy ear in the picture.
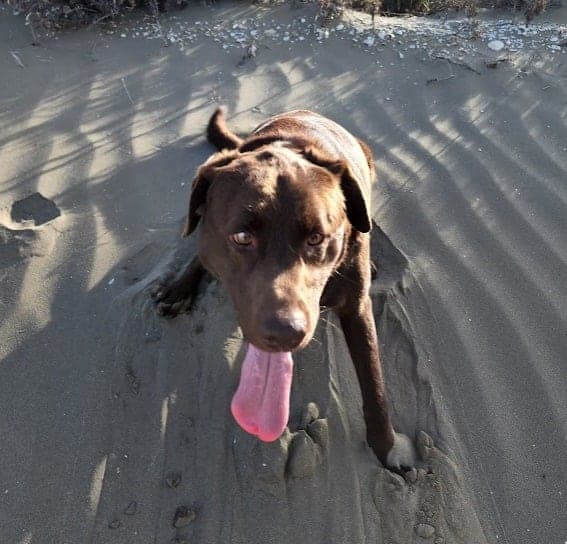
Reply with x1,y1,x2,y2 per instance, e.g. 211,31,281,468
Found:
302,147,372,233
337,164,372,233
183,151,238,237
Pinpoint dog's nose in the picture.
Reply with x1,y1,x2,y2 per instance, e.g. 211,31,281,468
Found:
261,311,307,351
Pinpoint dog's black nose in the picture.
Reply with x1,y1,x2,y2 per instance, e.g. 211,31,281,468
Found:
261,311,307,351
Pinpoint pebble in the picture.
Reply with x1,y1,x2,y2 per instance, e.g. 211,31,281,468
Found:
415,523,436,539
87,11,566,68
488,39,505,51
173,506,196,528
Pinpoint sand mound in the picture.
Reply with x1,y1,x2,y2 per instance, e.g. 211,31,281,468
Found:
87,227,487,543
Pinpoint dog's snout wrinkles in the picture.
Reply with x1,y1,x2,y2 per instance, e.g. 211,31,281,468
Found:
261,310,307,351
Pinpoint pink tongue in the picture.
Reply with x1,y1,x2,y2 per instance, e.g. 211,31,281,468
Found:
231,344,294,442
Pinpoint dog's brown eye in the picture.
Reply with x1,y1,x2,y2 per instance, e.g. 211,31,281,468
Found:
231,231,254,246
307,232,324,246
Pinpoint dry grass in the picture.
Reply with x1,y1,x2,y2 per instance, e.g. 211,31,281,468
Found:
317,0,550,18
2,0,552,32
3,0,188,30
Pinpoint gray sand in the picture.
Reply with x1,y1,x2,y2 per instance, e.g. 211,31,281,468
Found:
0,3,566,543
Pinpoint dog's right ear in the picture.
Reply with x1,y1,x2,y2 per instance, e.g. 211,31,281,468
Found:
183,151,238,237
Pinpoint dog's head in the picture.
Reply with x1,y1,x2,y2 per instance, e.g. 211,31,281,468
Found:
184,144,371,352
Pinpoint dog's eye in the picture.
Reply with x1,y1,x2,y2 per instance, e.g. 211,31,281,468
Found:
306,232,324,246
231,231,254,246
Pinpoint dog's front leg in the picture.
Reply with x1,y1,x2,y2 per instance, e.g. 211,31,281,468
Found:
339,297,415,470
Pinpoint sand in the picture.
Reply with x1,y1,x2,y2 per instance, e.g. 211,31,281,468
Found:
0,2,566,543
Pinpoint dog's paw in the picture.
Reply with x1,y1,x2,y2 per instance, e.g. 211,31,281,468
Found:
150,275,195,318
385,432,417,471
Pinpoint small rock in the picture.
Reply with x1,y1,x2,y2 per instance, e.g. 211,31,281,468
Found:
488,40,505,51
378,30,387,40
108,519,121,529
173,506,196,528
336,24,344,31
415,523,436,539
363,36,375,47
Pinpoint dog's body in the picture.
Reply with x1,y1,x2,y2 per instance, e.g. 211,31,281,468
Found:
153,108,414,469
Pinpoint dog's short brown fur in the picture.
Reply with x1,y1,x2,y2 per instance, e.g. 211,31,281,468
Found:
153,108,414,469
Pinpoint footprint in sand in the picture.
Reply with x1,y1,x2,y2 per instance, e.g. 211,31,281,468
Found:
0,225,36,268
10,192,61,227
0,193,61,269
285,402,329,479
0,192,61,269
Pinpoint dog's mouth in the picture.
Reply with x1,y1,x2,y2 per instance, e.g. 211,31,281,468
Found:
231,344,294,442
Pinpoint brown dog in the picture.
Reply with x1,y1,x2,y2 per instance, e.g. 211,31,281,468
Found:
153,108,415,470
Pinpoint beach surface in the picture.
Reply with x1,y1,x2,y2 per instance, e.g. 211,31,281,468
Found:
1,3,566,543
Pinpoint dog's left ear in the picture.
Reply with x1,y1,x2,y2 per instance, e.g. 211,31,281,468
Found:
183,151,238,237
302,147,372,233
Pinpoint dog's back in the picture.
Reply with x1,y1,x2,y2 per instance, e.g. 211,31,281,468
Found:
207,108,374,210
